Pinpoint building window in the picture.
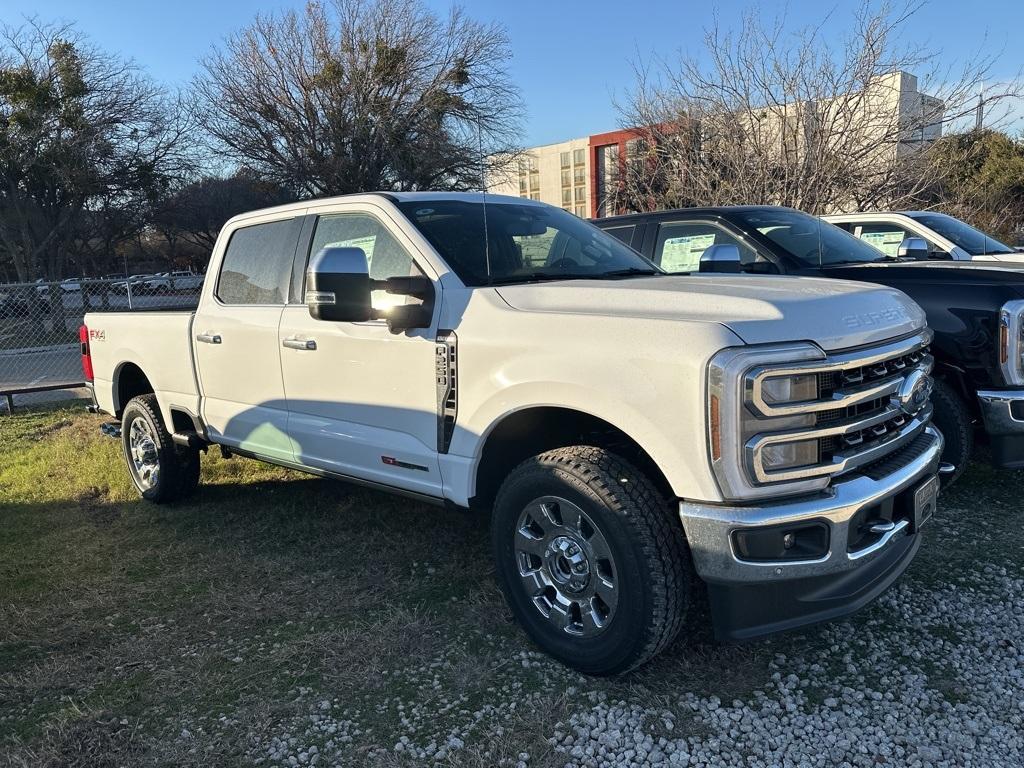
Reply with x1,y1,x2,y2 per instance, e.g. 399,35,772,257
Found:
562,188,572,205
530,192,541,201
573,148,585,166
519,177,527,193
574,186,586,202
560,151,570,169
573,167,586,185
574,204,587,217
529,175,540,192
561,169,571,187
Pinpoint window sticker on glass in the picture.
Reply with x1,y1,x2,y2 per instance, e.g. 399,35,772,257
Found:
324,234,377,264
859,231,904,258
661,233,715,272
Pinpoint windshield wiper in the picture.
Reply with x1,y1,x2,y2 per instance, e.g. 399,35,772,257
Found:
590,267,662,278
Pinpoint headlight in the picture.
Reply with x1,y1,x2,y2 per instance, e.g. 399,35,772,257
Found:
998,300,1024,386
708,343,831,502
759,374,818,405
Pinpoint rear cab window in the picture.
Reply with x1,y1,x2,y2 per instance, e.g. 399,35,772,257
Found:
216,218,302,305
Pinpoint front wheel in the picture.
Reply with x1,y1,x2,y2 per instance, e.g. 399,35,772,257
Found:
121,394,200,503
492,446,692,675
930,378,973,486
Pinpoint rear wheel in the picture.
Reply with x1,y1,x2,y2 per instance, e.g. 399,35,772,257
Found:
930,378,972,486
492,446,692,675
121,394,200,503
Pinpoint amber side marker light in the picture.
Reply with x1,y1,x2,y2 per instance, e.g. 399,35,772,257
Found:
709,394,722,461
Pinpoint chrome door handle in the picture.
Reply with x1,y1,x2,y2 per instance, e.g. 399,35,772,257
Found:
196,333,222,344
282,337,317,351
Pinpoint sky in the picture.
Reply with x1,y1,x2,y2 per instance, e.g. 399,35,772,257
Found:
2,0,1023,146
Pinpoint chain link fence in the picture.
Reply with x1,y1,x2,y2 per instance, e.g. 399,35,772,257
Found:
0,275,202,412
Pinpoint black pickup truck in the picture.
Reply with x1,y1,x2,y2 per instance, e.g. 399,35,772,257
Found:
595,206,1024,484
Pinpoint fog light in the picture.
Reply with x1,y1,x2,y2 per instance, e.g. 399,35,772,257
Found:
732,523,829,562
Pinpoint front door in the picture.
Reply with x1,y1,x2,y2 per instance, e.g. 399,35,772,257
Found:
193,215,303,463
278,207,443,497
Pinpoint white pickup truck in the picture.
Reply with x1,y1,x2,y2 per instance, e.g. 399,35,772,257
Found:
83,193,943,674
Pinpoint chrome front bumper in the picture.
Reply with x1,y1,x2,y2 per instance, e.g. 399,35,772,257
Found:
681,426,942,640
977,389,1024,469
681,426,942,585
977,389,1024,435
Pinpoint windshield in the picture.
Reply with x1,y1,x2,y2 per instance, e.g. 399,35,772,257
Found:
397,200,660,286
906,213,1016,256
732,208,887,266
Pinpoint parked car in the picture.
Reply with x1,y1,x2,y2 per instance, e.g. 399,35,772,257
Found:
144,270,204,294
111,274,153,294
60,278,82,293
594,206,1024,484
82,193,943,674
824,211,1024,263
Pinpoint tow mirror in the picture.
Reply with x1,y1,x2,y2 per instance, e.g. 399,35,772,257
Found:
898,237,930,261
305,247,373,322
305,246,435,332
699,243,742,273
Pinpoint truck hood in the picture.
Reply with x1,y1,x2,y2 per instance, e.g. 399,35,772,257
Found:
495,274,926,352
820,260,1024,296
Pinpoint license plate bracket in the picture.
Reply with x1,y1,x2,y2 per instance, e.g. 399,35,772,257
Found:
912,475,939,532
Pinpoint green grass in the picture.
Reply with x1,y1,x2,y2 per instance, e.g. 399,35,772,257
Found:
0,405,1022,766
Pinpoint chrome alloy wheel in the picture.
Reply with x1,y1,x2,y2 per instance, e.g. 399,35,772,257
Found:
514,496,618,637
127,416,160,491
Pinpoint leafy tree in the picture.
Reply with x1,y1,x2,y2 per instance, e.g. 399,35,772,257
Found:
0,19,191,281
924,129,1024,242
194,0,522,197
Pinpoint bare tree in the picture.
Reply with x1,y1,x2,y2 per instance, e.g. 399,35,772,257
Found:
0,18,193,281
614,2,1023,216
194,0,522,197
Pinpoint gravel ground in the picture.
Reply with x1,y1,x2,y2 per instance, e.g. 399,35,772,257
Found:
229,568,1022,768
2,408,1023,768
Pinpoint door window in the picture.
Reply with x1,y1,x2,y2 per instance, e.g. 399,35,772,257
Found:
309,214,423,311
654,222,753,272
216,218,301,305
856,223,914,259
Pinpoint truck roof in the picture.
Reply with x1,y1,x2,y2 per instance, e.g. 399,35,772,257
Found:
224,190,540,227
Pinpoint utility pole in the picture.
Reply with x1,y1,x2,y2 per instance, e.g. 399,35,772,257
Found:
976,83,984,130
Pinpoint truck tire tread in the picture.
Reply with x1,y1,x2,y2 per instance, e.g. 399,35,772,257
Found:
494,445,691,674
122,394,200,503
931,378,972,486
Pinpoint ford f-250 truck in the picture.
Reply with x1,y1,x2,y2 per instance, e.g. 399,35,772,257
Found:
83,193,943,674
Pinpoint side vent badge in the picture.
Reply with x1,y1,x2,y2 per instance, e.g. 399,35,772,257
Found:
435,331,458,453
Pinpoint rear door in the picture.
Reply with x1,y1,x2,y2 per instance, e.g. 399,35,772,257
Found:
277,203,443,497
193,214,304,462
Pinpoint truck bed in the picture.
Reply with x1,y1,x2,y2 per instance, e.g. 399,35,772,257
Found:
84,310,200,424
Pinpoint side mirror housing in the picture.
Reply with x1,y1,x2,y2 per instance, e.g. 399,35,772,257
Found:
306,247,373,322
898,237,930,261
699,243,742,273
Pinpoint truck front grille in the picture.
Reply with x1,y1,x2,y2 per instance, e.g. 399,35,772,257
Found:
744,332,934,485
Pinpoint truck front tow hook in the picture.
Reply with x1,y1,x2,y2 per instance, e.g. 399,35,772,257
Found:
938,462,956,476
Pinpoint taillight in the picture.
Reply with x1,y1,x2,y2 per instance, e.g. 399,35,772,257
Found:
79,325,94,382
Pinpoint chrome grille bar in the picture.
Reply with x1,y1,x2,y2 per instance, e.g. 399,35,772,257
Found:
745,330,933,418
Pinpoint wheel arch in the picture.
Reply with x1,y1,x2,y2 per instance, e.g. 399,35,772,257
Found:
113,361,154,416
469,405,673,511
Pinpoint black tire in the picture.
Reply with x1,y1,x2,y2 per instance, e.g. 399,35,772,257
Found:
121,394,200,503
931,378,972,486
491,446,692,676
